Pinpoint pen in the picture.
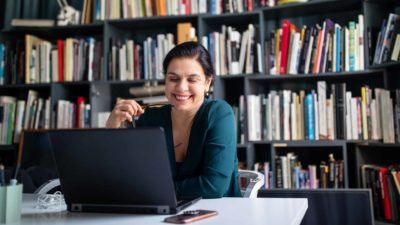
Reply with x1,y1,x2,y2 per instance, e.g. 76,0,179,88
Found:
11,130,24,186
0,164,5,186
131,117,136,128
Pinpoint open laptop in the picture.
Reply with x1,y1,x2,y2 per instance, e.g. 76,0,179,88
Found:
47,128,200,214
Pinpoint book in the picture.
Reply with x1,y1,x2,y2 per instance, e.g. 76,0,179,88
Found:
177,22,193,44
279,20,291,75
11,18,54,27
134,95,168,105
277,0,308,5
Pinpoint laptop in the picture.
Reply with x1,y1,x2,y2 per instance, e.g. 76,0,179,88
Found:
47,128,201,214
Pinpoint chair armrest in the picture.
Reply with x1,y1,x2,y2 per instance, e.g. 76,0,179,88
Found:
34,179,61,194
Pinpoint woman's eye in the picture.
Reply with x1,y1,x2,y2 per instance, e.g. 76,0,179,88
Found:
169,77,179,82
188,79,198,83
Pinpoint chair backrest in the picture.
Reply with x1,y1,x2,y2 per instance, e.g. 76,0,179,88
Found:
258,189,374,225
238,170,264,198
34,179,61,195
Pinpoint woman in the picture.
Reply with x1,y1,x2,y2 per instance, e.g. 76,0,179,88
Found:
106,41,241,198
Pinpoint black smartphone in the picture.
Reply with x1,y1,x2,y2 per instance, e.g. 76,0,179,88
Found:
164,210,218,224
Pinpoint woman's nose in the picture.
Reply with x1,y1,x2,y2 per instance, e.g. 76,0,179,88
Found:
176,80,188,91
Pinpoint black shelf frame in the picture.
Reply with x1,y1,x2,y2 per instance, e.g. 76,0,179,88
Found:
0,144,17,152
248,70,384,81
261,0,362,20
0,2,399,223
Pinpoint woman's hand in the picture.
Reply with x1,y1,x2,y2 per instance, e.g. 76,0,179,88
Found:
105,99,144,128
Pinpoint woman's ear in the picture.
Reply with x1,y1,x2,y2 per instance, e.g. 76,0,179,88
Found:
205,77,213,90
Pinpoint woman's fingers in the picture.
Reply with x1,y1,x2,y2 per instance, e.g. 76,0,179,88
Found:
115,109,133,122
106,98,146,128
117,99,144,116
117,103,135,116
114,99,145,121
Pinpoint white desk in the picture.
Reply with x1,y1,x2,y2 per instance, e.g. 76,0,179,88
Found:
16,194,307,225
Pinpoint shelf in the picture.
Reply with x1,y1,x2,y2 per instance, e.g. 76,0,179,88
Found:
0,80,168,88
0,144,17,152
248,140,400,147
366,0,400,7
261,0,361,20
237,143,249,148
0,83,51,89
247,70,383,81
369,61,400,70
55,81,91,86
2,23,104,37
0,81,91,88
107,15,198,29
2,23,103,32
0,70,384,88
251,140,347,147
104,79,165,86
201,11,260,20
375,220,395,225
354,141,400,147
219,73,263,79
260,188,349,192
200,11,260,31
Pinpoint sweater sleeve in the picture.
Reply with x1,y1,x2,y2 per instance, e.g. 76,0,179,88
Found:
175,101,237,198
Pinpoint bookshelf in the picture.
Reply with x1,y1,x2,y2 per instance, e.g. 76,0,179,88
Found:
0,0,399,224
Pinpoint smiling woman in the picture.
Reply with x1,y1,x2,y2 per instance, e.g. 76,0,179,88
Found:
164,58,212,113
106,42,241,198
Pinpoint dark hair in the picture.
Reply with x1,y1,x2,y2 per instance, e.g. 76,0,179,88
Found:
163,41,214,79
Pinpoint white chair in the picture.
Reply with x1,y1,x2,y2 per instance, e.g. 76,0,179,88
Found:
34,179,61,194
238,170,264,198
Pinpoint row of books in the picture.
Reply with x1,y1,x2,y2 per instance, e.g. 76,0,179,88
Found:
56,97,91,130
80,0,314,23
0,90,51,144
108,23,196,81
211,0,254,14
246,81,399,143
0,90,91,144
93,0,209,21
361,165,400,223
265,16,365,75
0,23,198,85
274,153,344,189
0,35,104,85
0,96,18,145
238,153,344,190
372,13,400,65
202,24,262,76
7,0,314,28
93,0,258,20
110,37,168,82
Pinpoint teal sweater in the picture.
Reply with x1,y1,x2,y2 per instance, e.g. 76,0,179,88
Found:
136,99,241,198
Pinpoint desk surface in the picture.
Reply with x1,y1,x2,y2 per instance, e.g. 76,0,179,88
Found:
17,194,307,225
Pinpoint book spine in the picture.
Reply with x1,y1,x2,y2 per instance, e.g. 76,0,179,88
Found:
306,93,314,140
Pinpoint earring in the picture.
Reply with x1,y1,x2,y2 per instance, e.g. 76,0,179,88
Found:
205,90,209,97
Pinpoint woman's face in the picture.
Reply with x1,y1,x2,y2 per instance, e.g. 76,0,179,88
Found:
165,57,212,113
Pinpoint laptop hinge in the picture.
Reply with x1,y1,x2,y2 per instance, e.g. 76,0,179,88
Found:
70,203,171,214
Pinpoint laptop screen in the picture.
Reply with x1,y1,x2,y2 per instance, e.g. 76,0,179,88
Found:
48,128,178,207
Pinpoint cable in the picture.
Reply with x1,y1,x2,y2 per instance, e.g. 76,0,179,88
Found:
36,191,65,210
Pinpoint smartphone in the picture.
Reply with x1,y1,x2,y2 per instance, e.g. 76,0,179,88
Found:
164,210,218,224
